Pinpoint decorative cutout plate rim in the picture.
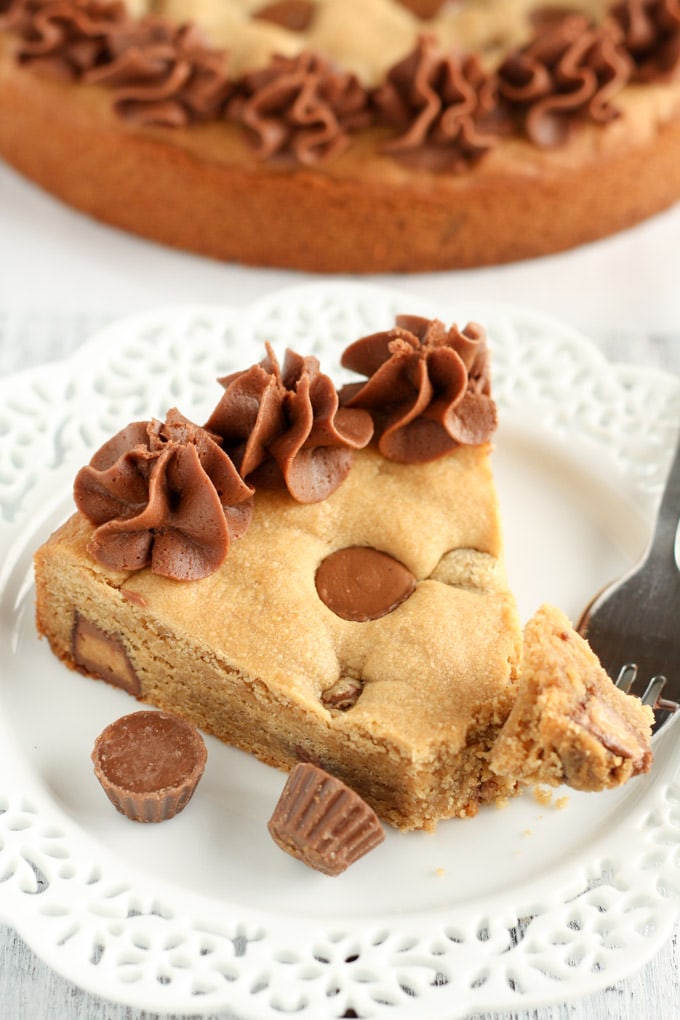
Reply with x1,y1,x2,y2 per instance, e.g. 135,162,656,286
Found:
0,282,679,1019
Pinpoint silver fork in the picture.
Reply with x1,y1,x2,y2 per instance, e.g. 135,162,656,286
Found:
577,431,680,735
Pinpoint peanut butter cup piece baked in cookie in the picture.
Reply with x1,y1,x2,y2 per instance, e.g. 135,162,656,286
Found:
1,1,679,271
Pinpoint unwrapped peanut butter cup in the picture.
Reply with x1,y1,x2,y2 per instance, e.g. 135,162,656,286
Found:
268,763,385,875
92,710,207,822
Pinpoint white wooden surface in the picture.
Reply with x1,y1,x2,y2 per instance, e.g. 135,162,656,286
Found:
1,160,679,1020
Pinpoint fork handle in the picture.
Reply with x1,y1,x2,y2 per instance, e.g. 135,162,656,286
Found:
647,428,680,567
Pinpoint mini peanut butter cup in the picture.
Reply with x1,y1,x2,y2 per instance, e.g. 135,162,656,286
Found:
92,710,207,822
268,763,384,875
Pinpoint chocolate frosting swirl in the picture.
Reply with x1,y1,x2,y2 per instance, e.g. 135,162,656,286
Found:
205,344,374,502
3,0,232,125
497,14,633,146
74,408,254,580
4,0,127,81
227,50,372,165
372,35,510,171
611,0,680,81
339,314,496,463
87,19,233,127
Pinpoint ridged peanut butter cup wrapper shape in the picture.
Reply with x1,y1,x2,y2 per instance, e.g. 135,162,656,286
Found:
92,710,207,822
268,763,385,875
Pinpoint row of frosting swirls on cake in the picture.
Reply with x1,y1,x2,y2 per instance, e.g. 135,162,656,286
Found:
1,0,679,168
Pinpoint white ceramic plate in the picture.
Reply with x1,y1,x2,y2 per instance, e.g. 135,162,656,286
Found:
0,282,678,1019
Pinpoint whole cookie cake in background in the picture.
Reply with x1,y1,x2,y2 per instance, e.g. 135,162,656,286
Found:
0,0,679,272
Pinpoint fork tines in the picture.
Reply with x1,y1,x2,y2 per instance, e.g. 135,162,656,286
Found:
615,665,678,720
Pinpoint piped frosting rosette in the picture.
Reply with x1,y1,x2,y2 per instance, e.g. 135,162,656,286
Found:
611,0,680,81
74,408,254,580
4,0,232,125
204,344,374,503
372,35,509,172
226,50,372,165
497,12,633,146
87,19,233,127
339,314,497,464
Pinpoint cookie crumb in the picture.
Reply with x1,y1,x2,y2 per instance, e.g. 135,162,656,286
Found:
533,785,553,806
